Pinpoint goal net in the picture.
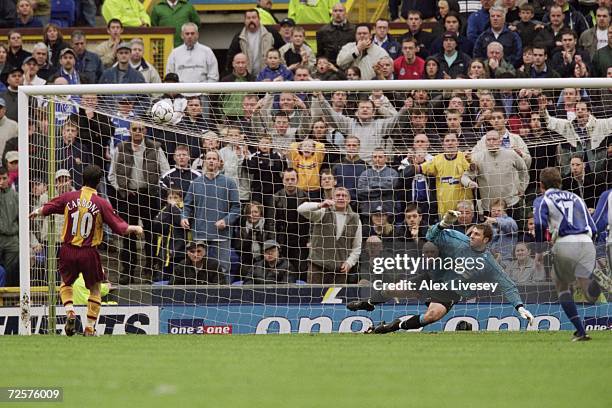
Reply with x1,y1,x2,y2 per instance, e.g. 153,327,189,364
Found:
13,78,612,335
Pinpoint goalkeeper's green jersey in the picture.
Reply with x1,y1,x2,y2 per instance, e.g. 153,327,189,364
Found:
425,223,524,307
73,274,111,305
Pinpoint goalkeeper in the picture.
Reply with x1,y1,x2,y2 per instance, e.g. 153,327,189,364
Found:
349,210,535,333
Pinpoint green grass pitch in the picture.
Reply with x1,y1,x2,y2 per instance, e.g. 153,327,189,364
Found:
3,331,610,407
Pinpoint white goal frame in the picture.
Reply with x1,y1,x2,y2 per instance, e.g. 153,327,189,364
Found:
17,77,612,335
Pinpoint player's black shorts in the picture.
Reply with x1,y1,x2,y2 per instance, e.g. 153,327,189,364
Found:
424,290,461,312
410,274,461,312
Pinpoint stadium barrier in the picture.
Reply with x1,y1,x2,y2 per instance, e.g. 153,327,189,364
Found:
0,304,609,335
0,27,175,78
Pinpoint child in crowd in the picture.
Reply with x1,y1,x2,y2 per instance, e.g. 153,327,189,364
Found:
313,56,345,81
518,212,536,243
256,49,294,82
218,126,250,202
288,138,325,195
509,4,540,49
152,189,187,283
487,198,519,263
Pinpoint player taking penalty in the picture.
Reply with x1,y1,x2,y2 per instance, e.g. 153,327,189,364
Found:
30,165,144,336
348,210,535,333
534,167,609,341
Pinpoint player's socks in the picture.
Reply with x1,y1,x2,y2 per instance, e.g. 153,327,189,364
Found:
83,326,96,337
87,295,102,329
559,290,586,337
399,314,425,330
59,283,74,313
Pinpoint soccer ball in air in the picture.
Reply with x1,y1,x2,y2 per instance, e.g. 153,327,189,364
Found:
151,100,174,124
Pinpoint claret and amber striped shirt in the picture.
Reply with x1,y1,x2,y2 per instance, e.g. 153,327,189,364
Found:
41,186,129,247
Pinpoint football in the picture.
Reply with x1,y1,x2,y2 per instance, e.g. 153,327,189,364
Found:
151,99,174,124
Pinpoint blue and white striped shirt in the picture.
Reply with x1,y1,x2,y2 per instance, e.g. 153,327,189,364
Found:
534,188,597,242
593,189,612,243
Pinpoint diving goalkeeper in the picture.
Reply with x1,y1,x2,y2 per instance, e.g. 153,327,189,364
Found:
349,210,535,333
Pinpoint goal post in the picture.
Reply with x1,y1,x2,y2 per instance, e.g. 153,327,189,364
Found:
16,77,612,336
18,90,31,335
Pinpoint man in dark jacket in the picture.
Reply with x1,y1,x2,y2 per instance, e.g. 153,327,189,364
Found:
562,154,606,209
244,240,296,284
171,241,223,285
99,42,146,112
265,168,310,278
57,119,91,189
473,5,523,67
71,31,104,83
332,136,367,203
78,94,113,171
542,0,589,38
434,31,471,78
99,42,146,85
31,43,53,81
549,29,592,78
393,203,429,246
316,3,355,62
246,136,286,206
533,4,567,55
399,10,435,59
524,46,561,78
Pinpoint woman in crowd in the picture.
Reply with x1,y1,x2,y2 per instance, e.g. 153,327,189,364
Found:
424,57,442,80
15,0,43,28
467,58,490,79
43,23,69,67
233,201,271,280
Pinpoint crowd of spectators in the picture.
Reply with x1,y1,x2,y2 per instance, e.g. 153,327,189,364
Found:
0,0,611,289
